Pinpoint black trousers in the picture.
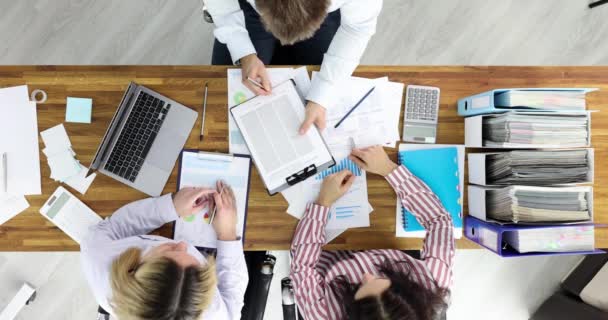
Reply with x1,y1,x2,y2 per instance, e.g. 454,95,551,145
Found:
211,0,341,65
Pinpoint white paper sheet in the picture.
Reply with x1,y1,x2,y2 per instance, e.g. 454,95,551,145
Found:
314,73,403,149
64,164,97,195
227,67,311,155
0,86,41,196
40,124,96,190
40,124,71,150
47,150,81,182
0,194,29,225
173,152,251,249
0,85,29,103
325,228,347,244
283,151,371,229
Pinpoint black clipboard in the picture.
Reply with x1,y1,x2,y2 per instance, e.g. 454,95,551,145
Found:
171,149,252,254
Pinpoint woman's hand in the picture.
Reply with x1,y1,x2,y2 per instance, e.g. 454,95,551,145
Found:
211,180,238,241
316,170,356,207
240,54,271,95
349,145,398,177
172,187,216,218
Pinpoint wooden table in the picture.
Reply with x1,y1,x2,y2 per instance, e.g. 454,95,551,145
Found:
0,66,606,251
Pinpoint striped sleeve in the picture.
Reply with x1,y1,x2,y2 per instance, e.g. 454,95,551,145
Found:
386,165,455,289
290,203,331,320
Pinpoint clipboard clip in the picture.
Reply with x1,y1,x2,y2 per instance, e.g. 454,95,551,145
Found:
286,164,317,186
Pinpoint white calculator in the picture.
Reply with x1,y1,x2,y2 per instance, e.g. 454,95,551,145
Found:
402,85,440,144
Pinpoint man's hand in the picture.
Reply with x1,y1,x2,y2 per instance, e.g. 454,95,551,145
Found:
299,101,327,135
173,187,216,218
316,170,356,207
240,54,271,95
211,180,238,241
349,145,398,177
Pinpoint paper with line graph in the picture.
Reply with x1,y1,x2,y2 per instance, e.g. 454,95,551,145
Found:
283,155,371,230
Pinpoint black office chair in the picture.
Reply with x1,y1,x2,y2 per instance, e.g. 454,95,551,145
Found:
242,251,276,320
96,306,110,320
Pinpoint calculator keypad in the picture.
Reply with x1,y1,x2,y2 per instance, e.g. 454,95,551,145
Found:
405,87,439,122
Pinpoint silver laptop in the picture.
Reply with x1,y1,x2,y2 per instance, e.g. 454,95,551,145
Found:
89,82,197,196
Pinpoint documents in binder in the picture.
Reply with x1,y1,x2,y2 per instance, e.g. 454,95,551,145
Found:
457,88,597,116
504,225,595,253
395,144,464,238
468,149,594,186
494,90,587,110
465,111,592,148
464,216,603,257
230,80,335,195
468,185,593,224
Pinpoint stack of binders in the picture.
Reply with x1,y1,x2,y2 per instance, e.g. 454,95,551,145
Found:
459,88,603,257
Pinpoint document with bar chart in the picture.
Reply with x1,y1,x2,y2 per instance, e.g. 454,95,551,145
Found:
283,154,371,230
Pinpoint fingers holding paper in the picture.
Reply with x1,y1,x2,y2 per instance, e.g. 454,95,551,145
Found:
299,101,327,135
316,170,356,207
212,180,238,241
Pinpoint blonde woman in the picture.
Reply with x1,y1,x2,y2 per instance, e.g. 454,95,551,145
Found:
80,181,247,320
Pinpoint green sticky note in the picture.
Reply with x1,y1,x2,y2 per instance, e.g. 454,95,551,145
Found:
66,97,92,123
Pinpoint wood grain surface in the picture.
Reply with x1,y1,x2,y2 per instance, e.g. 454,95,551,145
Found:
0,66,606,251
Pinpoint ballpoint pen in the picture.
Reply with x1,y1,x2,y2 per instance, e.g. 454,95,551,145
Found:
200,83,208,141
334,86,375,128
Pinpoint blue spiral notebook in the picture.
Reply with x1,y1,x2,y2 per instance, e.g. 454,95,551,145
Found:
396,144,464,238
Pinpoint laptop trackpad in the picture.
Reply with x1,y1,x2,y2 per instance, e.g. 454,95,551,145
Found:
146,130,183,171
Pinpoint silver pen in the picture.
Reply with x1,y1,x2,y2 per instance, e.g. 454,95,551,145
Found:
209,184,224,225
246,77,268,92
200,83,208,141
2,153,7,193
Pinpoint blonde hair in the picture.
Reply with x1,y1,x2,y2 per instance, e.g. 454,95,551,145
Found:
110,247,217,320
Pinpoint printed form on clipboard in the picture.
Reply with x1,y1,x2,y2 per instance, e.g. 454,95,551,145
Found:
230,80,335,195
173,150,252,250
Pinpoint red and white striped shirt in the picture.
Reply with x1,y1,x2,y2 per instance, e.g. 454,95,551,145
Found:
290,165,455,320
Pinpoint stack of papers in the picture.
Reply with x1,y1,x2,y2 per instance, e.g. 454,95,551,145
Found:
486,186,591,223
40,124,96,194
482,113,589,147
495,90,586,110
281,143,373,243
486,150,590,185
227,67,312,155
0,85,41,225
504,225,595,253
315,73,404,149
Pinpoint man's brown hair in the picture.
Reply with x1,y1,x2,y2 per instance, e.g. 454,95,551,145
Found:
256,0,331,45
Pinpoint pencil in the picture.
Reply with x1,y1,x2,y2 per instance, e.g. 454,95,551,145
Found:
334,86,376,128
200,83,208,141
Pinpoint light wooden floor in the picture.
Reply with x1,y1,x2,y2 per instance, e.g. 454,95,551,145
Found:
0,1,606,319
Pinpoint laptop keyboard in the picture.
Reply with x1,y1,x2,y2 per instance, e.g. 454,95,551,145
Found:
104,91,171,182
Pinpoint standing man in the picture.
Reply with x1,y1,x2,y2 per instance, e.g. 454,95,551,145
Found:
206,0,383,134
